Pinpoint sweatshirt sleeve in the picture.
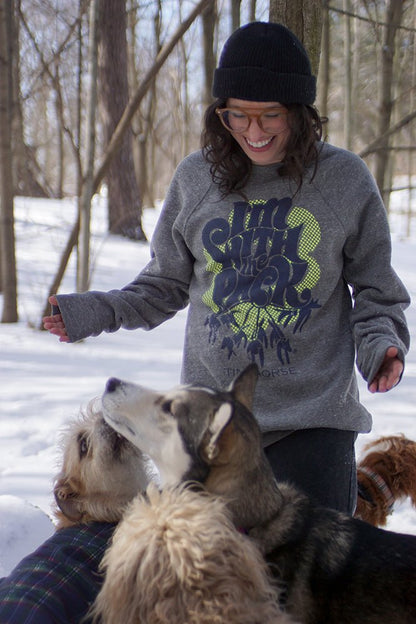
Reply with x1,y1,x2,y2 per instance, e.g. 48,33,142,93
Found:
56,169,193,343
342,178,410,385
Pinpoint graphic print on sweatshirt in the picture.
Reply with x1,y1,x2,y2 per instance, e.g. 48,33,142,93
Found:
202,196,321,367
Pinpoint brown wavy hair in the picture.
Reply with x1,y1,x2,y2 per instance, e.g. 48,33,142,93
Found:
201,98,325,197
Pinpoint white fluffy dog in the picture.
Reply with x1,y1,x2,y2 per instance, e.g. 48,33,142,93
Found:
91,484,295,624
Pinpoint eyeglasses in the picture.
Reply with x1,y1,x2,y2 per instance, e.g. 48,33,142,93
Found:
215,107,289,134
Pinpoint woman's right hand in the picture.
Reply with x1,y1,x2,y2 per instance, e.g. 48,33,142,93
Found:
42,295,70,342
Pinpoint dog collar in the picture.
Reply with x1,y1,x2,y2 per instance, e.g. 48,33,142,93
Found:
358,466,395,513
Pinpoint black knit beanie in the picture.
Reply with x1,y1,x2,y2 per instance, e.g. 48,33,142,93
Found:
212,22,316,105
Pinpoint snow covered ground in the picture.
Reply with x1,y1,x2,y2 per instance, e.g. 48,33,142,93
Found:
0,193,415,577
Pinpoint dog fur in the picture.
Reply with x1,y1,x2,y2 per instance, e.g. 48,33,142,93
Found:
355,434,416,526
91,483,294,624
102,365,416,624
53,401,151,529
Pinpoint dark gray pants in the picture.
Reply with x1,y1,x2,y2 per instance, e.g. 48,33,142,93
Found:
264,428,357,515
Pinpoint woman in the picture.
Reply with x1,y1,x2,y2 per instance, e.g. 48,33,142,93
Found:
44,22,410,514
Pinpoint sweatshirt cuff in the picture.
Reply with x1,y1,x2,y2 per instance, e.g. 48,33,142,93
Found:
357,339,405,386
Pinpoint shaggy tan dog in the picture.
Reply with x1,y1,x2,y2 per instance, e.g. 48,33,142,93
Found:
356,434,416,527
53,402,151,529
91,484,295,624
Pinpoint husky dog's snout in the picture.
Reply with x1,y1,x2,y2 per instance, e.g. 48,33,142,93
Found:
106,378,122,393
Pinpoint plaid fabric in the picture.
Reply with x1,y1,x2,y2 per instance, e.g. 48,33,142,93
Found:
0,522,116,624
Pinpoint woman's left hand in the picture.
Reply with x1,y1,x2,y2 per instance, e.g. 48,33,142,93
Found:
368,346,403,393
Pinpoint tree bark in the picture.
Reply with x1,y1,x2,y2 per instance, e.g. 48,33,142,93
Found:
319,0,330,121
77,0,99,293
130,0,160,208
0,0,18,321
343,0,352,150
202,0,217,109
54,61,65,199
231,0,241,33
269,0,323,78
98,0,146,240
374,0,404,207
178,0,191,160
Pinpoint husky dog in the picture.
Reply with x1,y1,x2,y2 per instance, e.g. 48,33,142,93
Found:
102,365,416,624
355,434,416,527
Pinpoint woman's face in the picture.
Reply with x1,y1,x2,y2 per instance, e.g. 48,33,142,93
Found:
225,98,291,165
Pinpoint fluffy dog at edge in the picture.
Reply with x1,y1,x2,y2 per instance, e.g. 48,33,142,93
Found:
53,403,151,528
101,364,416,624
355,434,416,527
91,484,294,624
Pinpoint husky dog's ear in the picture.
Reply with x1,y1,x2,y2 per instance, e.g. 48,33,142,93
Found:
229,363,259,412
205,403,233,460
54,480,84,522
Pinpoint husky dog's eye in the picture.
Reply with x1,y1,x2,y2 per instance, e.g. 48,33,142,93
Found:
78,433,89,458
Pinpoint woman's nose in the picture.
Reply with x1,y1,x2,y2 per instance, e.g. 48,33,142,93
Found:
245,117,263,138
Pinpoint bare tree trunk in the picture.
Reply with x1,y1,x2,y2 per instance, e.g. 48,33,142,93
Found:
178,0,191,159
127,1,143,202
77,0,99,293
131,0,160,208
12,0,49,198
75,0,83,195
406,3,416,238
202,0,217,109
249,0,256,22
351,9,360,143
54,62,64,198
231,0,241,32
319,0,330,123
0,0,18,321
343,0,352,150
269,0,323,78
374,0,404,208
128,2,142,203
98,0,146,240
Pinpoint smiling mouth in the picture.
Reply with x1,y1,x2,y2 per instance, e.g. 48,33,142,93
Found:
245,136,274,149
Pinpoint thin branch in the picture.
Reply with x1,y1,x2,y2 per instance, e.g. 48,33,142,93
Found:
327,4,416,34
359,110,416,158
18,0,89,97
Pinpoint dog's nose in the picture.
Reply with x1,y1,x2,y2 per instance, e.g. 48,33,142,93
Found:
106,377,121,393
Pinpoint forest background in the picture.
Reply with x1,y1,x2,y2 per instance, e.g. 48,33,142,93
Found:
0,0,415,325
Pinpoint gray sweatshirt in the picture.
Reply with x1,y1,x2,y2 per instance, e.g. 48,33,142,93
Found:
56,142,410,437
